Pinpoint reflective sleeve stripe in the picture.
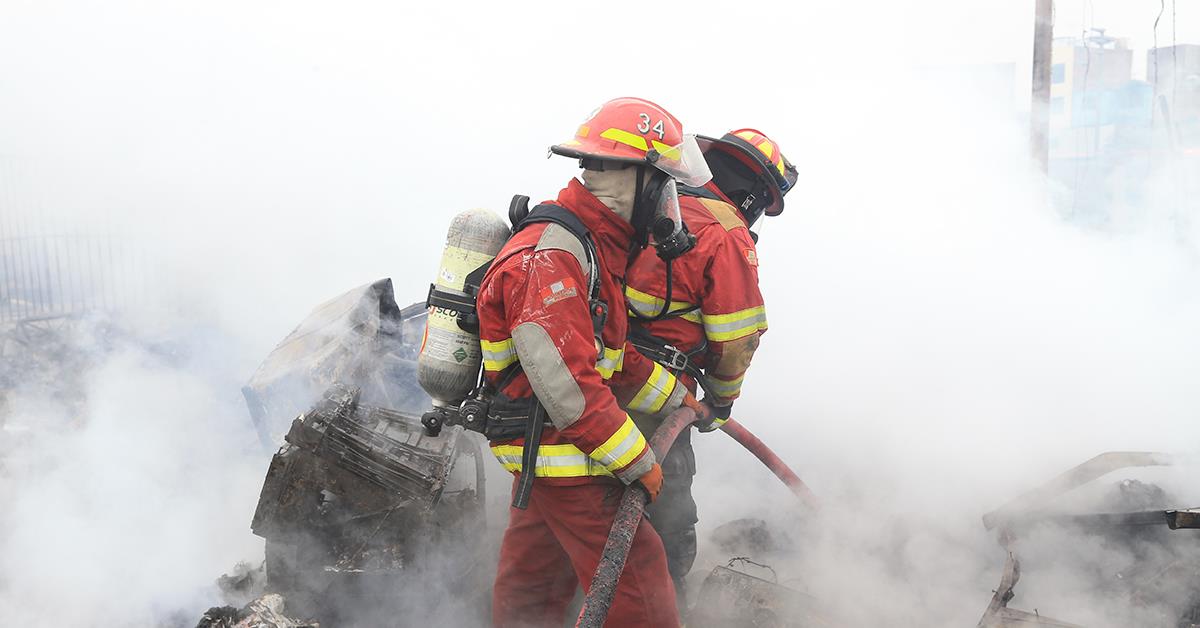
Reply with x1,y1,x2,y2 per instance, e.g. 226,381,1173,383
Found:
484,338,620,378
702,306,768,342
491,444,612,478
595,346,624,379
481,338,517,372
484,338,620,377
588,415,649,474
707,372,745,398
624,286,702,324
627,361,678,414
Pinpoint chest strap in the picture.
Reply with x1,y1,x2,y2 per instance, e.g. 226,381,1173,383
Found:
626,326,715,399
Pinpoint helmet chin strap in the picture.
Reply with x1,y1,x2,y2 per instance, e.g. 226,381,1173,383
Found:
630,166,652,247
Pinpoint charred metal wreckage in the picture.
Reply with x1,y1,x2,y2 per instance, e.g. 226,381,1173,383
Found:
689,558,828,628
250,383,488,623
202,280,490,626
977,452,1200,628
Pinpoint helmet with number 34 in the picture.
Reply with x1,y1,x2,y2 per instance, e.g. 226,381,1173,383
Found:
550,97,712,188
550,97,711,260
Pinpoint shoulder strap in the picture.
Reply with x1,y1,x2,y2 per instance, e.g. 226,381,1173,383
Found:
506,201,606,510
678,184,722,202
514,201,609,340
514,203,602,302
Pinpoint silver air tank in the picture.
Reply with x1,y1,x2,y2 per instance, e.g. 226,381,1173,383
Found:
418,208,510,407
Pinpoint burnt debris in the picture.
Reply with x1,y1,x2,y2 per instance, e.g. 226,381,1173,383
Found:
249,382,488,626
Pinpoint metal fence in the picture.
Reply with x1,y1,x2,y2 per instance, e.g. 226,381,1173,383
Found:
0,156,152,326
0,214,147,324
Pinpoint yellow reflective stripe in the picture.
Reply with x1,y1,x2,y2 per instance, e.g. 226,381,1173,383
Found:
599,128,649,152
624,286,702,324
702,306,768,342
577,125,590,138
483,339,621,377
698,416,729,432
707,373,745,398
481,338,517,371
651,139,678,158
589,416,648,473
491,444,613,478
628,361,678,414
595,346,624,379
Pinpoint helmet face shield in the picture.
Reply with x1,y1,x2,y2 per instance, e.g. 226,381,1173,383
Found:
649,134,712,188
765,157,798,216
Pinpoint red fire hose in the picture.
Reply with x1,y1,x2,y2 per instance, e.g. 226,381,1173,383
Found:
575,407,696,628
720,418,820,511
576,409,816,627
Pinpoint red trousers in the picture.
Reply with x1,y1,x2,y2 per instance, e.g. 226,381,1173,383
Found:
492,478,679,628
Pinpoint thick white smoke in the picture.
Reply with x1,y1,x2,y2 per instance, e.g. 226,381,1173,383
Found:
0,316,267,625
2,0,1199,626
692,48,1200,628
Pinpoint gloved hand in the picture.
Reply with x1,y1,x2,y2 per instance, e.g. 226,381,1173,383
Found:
637,463,664,502
695,398,732,433
681,391,705,414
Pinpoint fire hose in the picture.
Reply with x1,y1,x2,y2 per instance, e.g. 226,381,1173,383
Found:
720,418,820,510
575,408,818,627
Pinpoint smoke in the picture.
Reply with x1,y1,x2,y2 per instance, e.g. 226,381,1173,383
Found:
691,36,1200,628
2,0,1200,626
0,315,266,626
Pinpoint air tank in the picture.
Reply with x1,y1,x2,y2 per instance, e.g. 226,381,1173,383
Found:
418,208,510,407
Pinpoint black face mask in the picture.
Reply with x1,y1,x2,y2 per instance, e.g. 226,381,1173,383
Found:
632,167,695,261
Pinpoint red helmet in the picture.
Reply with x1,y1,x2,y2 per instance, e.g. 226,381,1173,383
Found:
697,128,797,224
550,97,711,187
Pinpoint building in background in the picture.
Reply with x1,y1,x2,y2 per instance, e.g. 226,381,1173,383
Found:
1050,30,1134,127
1045,30,1159,224
1048,30,1151,162
1147,44,1200,150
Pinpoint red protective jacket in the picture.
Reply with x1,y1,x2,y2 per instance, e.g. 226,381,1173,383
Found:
613,189,767,415
476,179,655,486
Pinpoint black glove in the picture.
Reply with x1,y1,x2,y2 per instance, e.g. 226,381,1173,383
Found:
696,398,732,433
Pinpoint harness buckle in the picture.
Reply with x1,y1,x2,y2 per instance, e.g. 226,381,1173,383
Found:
663,345,689,371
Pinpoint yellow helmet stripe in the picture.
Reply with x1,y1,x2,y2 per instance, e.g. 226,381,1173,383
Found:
599,128,649,152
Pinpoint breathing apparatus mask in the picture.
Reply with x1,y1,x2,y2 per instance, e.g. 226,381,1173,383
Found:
634,168,695,261
617,166,696,322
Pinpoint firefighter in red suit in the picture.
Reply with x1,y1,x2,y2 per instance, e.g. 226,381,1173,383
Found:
610,129,798,601
478,97,712,627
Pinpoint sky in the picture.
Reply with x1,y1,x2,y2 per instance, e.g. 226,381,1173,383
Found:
2,1,1200,626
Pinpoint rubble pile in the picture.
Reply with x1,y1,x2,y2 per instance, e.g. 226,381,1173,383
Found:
196,594,317,628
